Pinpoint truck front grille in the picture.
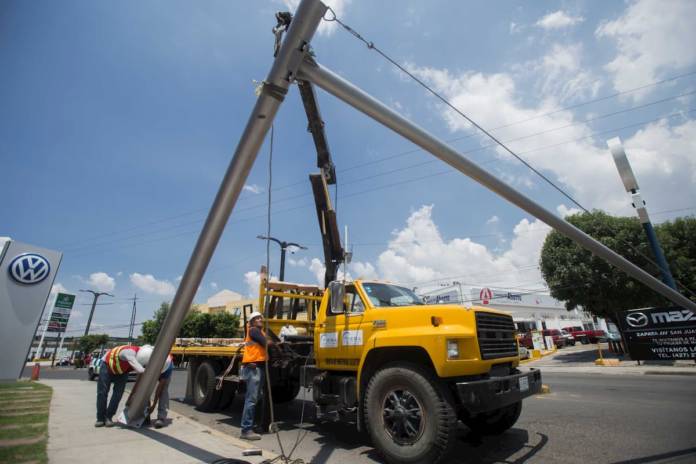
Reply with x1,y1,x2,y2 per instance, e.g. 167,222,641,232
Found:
475,312,518,360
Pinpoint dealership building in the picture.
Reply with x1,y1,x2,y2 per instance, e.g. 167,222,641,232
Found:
420,285,607,333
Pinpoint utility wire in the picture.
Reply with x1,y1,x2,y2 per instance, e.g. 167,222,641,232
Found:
325,9,696,299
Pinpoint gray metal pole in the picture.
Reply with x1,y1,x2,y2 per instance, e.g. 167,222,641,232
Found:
298,60,696,313
125,0,327,425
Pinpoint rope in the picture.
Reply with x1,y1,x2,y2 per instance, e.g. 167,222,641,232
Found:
322,7,696,300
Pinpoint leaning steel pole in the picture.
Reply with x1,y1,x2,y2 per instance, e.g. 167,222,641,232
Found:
298,59,696,313
125,0,327,424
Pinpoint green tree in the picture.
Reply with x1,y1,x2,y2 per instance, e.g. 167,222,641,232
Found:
657,216,696,297
76,334,110,356
141,303,170,344
540,210,667,323
141,303,240,341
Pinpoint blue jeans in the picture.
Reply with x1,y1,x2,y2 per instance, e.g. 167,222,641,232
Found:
96,366,128,421
240,363,265,433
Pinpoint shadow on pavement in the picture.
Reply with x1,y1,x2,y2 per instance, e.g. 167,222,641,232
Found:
132,427,228,463
609,446,696,464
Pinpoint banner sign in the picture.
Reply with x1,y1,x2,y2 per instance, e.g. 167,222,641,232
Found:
47,293,75,332
617,307,696,360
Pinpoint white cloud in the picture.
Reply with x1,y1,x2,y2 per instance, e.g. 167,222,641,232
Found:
280,0,351,36
244,271,261,297
486,215,500,225
308,258,326,286
596,0,696,98
405,64,696,215
288,257,308,267
374,205,549,288
85,272,116,292
535,11,584,30
129,273,176,296
243,184,263,194
51,282,68,295
116,271,123,277
176,275,183,282
210,282,218,290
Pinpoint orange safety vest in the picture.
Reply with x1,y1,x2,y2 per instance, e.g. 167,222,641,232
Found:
242,326,267,364
104,345,140,375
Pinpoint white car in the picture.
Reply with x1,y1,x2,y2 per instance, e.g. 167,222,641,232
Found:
88,357,137,381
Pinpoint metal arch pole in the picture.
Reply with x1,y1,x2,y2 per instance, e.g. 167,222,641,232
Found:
125,0,327,425
297,60,696,313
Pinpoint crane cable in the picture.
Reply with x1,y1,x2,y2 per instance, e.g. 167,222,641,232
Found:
322,7,696,300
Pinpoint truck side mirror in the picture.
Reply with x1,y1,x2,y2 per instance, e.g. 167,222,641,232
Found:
329,281,345,313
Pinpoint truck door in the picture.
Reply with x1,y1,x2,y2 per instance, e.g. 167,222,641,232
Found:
316,283,372,371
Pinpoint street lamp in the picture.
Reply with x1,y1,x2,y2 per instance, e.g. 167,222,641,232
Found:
256,235,307,281
79,289,114,336
607,137,676,289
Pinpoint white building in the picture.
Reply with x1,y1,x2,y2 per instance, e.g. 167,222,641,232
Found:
420,285,604,332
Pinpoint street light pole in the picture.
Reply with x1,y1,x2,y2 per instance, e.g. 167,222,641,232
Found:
80,289,114,336
256,235,307,281
607,137,677,289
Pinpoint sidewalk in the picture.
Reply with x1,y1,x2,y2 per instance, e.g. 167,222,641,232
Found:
40,379,275,464
523,344,696,375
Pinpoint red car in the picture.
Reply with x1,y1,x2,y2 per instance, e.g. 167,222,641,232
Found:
562,326,606,344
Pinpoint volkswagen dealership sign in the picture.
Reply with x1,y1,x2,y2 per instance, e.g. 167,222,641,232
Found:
618,307,696,361
0,240,62,380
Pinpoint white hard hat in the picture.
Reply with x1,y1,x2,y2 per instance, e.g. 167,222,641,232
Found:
248,311,264,322
136,345,153,366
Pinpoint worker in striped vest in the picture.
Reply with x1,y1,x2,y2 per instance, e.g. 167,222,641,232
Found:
95,344,152,427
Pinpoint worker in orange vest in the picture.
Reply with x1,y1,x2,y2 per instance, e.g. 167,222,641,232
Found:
240,312,274,440
95,344,152,427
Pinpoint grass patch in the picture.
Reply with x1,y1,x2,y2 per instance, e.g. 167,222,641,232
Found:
0,381,51,464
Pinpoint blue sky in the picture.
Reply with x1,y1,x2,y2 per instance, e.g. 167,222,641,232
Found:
2,0,695,336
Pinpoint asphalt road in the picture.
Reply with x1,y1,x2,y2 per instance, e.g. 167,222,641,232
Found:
27,366,696,463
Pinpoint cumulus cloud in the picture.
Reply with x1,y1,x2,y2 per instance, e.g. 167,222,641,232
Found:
243,184,263,194
596,0,696,98
281,0,351,36
129,273,176,296
210,282,218,290
532,43,601,103
535,11,584,30
405,64,696,215
375,205,549,288
84,272,116,292
288,257,308,267
486,215,500,225
244,271,278,297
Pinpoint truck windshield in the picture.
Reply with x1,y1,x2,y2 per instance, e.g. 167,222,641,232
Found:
361,283,423,307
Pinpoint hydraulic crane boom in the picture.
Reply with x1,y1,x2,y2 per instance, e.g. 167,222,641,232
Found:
298,78,345,287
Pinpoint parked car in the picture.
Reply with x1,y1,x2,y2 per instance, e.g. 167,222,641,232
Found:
560,330,576,346
55,356,71,366
542,329,566,348
562,326,606,344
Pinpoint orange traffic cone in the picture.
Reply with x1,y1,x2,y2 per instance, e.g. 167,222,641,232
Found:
31,363,40,381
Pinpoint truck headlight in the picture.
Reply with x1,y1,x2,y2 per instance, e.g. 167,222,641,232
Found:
447,340,459,359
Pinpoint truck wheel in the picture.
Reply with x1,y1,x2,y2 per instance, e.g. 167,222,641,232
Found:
271,382,301,404
464,401,522,435
193,361,222,411
218,381,237,410
364,363,456,464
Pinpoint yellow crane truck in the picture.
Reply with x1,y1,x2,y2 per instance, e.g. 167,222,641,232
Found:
172,271,541,464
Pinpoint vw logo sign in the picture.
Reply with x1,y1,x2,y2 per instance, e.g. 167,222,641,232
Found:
8,253,51,285
626,312,648,328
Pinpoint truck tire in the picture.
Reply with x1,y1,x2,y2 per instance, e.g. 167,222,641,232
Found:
193,361,222,412
364,363,456,464
218,381,237,410
464,400,522,435
271,382,301,404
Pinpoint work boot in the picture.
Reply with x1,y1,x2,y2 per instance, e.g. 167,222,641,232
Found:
240,430,261,441
105,418,115,428
94,420,105,428
154,419,165,429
